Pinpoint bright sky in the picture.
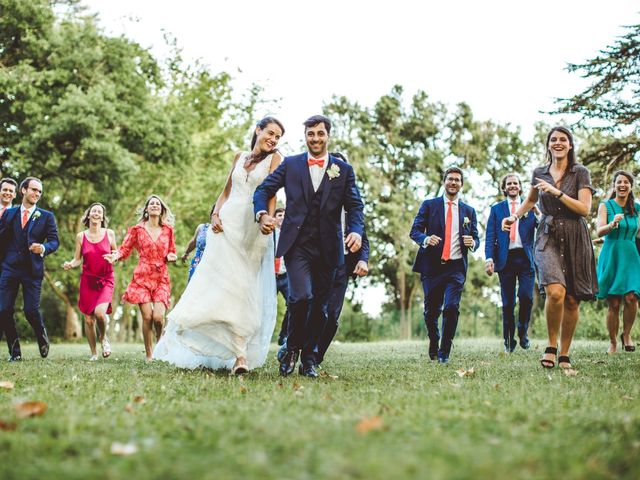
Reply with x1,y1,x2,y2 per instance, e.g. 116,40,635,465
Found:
82,0,638,315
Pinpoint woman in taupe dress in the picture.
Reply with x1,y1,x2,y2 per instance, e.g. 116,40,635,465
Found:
503,126,597,369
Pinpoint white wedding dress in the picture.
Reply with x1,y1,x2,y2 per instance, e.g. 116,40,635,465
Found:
153,153,277,370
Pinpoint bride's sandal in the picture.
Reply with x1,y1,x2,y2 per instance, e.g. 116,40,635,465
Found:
540,346,557,369
558,355,572,369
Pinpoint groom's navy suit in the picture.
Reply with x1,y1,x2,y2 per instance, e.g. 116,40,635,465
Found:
485,198,536,349
410,196,479,360
0,206,59,358
254,153,364,367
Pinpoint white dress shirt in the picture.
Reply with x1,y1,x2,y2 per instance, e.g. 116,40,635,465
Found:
308,152,329,192
422,196,462,260
274,228,287,274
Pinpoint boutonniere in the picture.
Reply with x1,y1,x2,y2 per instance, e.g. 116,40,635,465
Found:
31,211,41,222
463,216,470,226
523,212,528,218
326,164,341,180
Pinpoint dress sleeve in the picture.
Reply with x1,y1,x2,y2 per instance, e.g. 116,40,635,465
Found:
576,165,596,194
118,225,138,261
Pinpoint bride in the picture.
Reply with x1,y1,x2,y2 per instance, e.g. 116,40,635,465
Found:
153,117,285,374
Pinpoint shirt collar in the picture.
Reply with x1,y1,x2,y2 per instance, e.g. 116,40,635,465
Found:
444,195,459,205
20,205,34,215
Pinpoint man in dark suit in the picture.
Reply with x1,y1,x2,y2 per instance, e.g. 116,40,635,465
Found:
485,173,537,351
273,207,290,346
254,115,365,377
0,178,18,345
410,167,479,364
0,177,59,361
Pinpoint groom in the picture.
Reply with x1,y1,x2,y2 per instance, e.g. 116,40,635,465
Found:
254,115,365,377
0,177,59,361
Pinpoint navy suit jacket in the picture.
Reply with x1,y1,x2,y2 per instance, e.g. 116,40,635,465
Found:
253,153,365,268
484,199,536,272
0,206,59,278
409,196,479,275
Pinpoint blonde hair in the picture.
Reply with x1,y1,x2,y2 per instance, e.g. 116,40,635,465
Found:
140,194,175,226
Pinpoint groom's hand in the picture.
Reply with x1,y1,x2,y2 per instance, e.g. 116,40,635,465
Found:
259,214,276,235
345,232,362,253
353,260,369,277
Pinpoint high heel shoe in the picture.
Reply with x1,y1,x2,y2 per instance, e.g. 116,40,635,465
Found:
621,334,636,352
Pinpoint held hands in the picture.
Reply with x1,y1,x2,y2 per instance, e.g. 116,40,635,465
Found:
62,260,75,270
211,214,223,233
28,243,44,255
534,177,562,197
259,214,276,235
103,251,118,265
353,260,369,277
345,232,362,253
166,253,178,263
484,260,494,276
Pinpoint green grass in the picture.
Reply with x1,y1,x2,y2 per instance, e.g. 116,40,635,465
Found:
1,339,639,479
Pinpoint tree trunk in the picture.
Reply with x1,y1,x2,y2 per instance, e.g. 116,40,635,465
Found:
398,268,411,340
43,272,82,339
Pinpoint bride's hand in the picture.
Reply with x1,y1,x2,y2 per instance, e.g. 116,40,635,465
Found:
166,253,177,263
211,213,223,233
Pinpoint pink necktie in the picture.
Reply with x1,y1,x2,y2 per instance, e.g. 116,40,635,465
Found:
441,201,453,261
21,209,29,229
509,202,517,242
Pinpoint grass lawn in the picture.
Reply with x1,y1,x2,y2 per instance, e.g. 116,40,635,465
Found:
0,339,639,479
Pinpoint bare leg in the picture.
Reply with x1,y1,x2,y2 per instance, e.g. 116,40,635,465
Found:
151,302,166,340
606,296,621,354
559,294,580,368
84,314,97,357
542,284,565,365
622,293,638,349
139,303,154,361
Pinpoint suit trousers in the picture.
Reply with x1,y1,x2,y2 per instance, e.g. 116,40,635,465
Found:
497,248,535,345
275,273,290,343
421,259,466,356
284,237,336,366
315,261,349,364
0,265,47,357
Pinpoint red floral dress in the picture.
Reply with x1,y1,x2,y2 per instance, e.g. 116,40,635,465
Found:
118,222,176,308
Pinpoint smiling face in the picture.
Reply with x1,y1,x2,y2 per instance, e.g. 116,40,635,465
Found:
89,204,105,225
613,172,633,200
21,179,42,207
305,122,329,158
145,196,163,218
0,181,16,207
503,175,522,199
254,122,283,153
547,129,573,162
443,172,463,198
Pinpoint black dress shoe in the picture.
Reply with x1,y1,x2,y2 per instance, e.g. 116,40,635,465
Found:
39,341,49,358
519,337,530,350
299,364,319,378
437,352,449,364
8,355,21,362
428,339,438,360
276,344,287,363
505,338,517,353
279,350,298,377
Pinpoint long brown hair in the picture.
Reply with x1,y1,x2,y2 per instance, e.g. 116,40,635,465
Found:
608,170,637,216
545,126,576,186
81,202,109,228
247,116,285,165
140,194,175,226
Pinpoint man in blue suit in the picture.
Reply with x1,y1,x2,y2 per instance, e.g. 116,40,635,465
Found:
485,173,537,352
0,177,59,361
254,115,365,377
410,167,479,363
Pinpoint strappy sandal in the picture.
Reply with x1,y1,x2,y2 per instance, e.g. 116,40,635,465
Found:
621,334,636,352
101,337,111,358
558,355,572,369
540,346,557,369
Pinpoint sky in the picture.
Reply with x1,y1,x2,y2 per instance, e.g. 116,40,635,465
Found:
82,1,638,315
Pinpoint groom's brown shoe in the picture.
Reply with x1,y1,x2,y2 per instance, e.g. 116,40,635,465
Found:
279,350,298,377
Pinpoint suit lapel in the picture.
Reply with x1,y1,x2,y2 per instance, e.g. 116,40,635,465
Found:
502,200,510,220
319,156,334,211
299,155,313,207
438,196,445,231
27,208,40,237
12,208,23,239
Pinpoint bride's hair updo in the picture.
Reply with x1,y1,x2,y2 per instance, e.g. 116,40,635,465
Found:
248,116,285,165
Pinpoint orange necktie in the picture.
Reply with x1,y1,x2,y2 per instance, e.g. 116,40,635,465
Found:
509,201,517,242
274,257,281,273
441,201,453,261
21,209,29,229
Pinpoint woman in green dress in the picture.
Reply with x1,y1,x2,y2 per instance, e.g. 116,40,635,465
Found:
596,170,640,354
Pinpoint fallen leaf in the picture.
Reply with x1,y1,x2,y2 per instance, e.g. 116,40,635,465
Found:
124,403,134,413
292,382,303,391
110,442,138,456
562,369,579,377
622,395,635,401
239,385,248,394
355,416,383,434
276,381,284,389
319,371,339,380
15,401,47,418
493,383,500,390
0,420,17,431
455,368,476,378
133,395,146,404
0,381,15,390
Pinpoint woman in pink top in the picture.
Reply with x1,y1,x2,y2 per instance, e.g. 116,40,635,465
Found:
64,202,117,360
104,195,177,361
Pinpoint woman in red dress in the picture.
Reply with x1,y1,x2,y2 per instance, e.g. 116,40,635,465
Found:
104,195,177,360
63,202,117,360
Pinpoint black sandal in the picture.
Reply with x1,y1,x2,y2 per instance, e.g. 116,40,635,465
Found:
540,347,557,369
558,355,572,369
621,334,636,352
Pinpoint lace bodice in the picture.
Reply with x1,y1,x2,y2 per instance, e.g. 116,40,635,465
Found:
228,152,273,200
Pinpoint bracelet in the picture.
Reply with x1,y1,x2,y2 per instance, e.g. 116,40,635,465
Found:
556,191,564,199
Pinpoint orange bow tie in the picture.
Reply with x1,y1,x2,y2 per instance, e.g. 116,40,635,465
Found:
307,158,324,168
